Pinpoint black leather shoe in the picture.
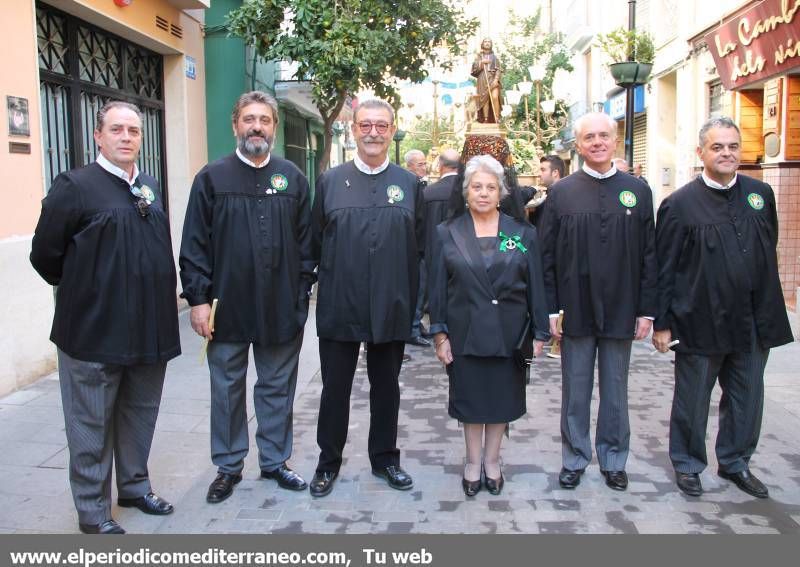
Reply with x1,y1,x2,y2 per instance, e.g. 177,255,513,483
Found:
309,471,338,497
261,463,307,491
602,470,628,491
118,492,174,515
558,467,585,489
462,477,481,497
407,336,432,347
484,473,504,495
718,468,769,498
372,465,414,490
206,472,242,503
675,472,703,497
79,519,125,534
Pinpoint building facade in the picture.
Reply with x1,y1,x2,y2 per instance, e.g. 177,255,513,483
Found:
0,0,209,396
550,0,799,313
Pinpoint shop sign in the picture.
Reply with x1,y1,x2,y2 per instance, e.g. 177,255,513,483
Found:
603,85,645,120
706,0,800,90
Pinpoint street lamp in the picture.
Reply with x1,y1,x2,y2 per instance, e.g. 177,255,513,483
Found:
393,129,406,165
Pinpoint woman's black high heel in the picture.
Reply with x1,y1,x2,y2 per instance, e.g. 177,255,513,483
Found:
484,464,504,495
462,463,482,496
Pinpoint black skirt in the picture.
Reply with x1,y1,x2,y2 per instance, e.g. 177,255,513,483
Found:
447,354,526,423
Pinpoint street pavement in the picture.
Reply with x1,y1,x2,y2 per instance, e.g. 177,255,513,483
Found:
0,306,799,534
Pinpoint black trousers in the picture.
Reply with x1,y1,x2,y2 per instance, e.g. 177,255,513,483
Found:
316,339,405,473
669,342,769,475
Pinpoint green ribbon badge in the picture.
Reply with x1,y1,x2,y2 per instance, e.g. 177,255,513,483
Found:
499,231,528,253
270,173,288,191
747,193,764,210
619,190,637,208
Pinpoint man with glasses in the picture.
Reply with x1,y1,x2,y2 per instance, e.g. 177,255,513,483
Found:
180,91,313,504
31,101,180,534
310,99,425,497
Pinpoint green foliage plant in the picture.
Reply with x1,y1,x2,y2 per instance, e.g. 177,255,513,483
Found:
595,27,655,64
227,0,478,173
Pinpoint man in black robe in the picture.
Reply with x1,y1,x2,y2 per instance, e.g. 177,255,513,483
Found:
31,101,180,534
424,148,461,252
540,112,657,492
310,99,424,497
653,117,794,498
180,91,313,503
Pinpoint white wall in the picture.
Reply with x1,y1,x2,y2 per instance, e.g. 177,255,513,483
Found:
0,237,57,396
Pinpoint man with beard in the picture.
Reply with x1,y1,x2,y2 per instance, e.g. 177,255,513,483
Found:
180,91,313,503
310,99,424,497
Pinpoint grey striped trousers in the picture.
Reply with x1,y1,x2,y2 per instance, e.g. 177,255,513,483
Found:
57,350,166,524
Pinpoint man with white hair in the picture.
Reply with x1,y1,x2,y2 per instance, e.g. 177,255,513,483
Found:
540,112,657,492
405,149,428,181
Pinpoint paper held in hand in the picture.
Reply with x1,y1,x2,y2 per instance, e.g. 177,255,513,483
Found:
198,298,218,364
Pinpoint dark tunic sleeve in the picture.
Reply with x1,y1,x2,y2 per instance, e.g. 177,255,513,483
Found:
30,164,180,365
178,165,216,307
30,175,84,286
524,225,551,342
654,194,685,333
427,222,449,336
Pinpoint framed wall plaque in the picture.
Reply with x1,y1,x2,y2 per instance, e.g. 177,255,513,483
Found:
7,96,30,137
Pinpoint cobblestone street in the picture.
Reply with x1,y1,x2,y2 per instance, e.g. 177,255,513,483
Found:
1,307,799,534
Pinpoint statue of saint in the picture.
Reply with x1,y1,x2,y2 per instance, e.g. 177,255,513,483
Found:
471,38,503,123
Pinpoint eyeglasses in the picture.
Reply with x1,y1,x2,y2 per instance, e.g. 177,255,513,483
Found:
356,121,391,135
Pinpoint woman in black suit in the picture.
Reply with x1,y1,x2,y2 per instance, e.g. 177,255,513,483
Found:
428,155,550,496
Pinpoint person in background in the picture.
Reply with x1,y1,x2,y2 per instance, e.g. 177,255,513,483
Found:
405,148,432,347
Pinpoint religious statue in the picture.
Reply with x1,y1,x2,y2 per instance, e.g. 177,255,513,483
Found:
471,38,503,123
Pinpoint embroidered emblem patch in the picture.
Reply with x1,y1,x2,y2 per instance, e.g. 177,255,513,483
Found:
387,185,404,204
747,193,764,210
270,173,288,192
498,231,528,253
619,190,637,208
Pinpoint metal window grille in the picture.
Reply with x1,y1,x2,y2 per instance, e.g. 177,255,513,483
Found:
36,2,166,199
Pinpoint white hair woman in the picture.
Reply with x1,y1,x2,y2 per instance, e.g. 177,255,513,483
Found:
428,155,550,496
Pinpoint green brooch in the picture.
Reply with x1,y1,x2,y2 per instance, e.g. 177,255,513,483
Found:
499,231,528,253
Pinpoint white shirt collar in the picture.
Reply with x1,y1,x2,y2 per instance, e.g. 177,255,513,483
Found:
702,171,738,190
96,153,139,187
354,153,390,175
582,163,617,179
236,148,271,168
440,171,458,178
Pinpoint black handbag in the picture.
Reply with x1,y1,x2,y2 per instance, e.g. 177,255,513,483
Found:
513,314,533,373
